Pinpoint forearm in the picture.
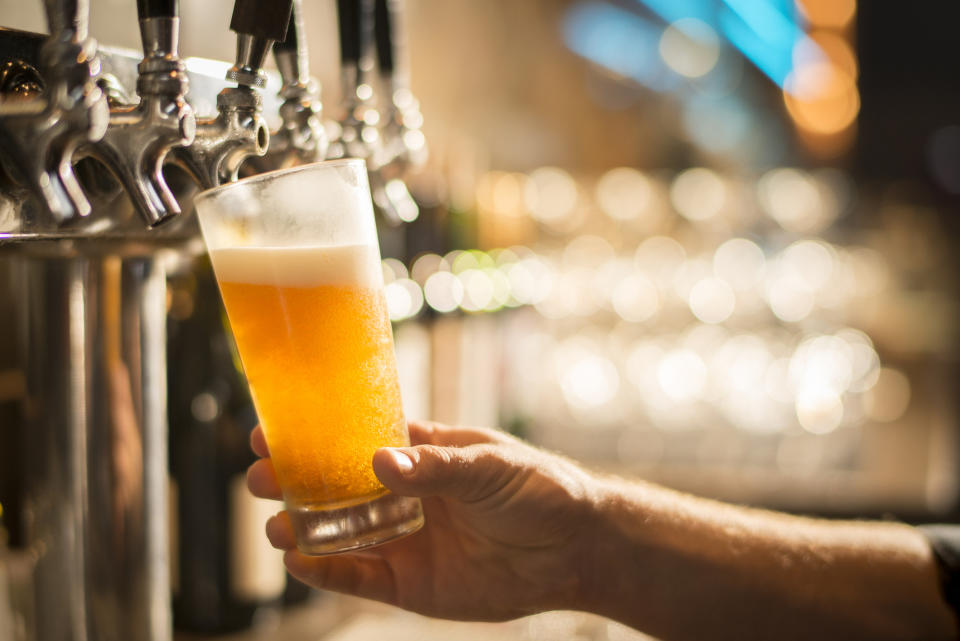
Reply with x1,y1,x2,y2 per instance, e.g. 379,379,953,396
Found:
577,476,957,641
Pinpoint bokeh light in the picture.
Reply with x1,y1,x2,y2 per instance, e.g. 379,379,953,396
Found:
783,58,859,136
659,18,720,79
757,168,836,233
795,0,856,29
525,167,579,225
658,348,707,402
611,273,660,323
713,238,766,290
670,168,726,222
688,277,736,324
595,167,653,222
424,271,464,313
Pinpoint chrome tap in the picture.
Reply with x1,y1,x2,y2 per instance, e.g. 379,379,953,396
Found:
77,0,195,227
170,0,293,188
329,0,422,224
329,0,426,225
0,0,108,223
330,0,417,222
328,0,381,163
368,0,424,223
264,0,328,167
372,0,426,175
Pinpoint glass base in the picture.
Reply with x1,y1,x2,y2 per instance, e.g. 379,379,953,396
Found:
289,492,424,556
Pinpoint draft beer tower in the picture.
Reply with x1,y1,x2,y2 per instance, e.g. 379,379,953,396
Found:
0,0,328,640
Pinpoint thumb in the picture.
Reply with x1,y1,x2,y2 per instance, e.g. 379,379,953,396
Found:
373,443,516,503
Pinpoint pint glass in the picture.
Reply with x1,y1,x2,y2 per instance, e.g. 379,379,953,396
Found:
194,159,424,555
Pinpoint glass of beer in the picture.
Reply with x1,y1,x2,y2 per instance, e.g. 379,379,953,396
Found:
193,159,424,555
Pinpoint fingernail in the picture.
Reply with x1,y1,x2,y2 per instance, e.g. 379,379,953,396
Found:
387,448,415,474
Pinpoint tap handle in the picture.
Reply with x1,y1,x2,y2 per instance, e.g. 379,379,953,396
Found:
337,0,362,70
137,0,177,19
273,0,299,53
43,0,88,42
374,0,396,77
338,0,377,108
338,0,375,77
227,0,292,88
273,0,308,84
230,0,293,42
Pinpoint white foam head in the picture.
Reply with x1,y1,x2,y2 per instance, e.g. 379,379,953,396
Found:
194,160,378,252
210,244,384,288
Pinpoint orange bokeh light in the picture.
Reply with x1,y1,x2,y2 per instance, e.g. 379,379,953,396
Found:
795,0,856,29
806,30,857,79
783,61,860,136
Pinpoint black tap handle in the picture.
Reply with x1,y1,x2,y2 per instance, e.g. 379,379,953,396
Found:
230,0,293,42
137,0,177,19
44,0,89,41
337,0,362,68
374,0,396,75
273,0,298,53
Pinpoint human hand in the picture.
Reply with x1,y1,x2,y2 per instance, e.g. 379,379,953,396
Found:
246,420,598,621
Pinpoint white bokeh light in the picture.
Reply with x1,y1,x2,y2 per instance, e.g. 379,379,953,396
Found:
671,168,726,222
688,277,736,323
659,18,721,79
658,349,707,401
612,273,660,322
596,167,654,222
424,271,464,313
525,167,579,225
713,238,766,290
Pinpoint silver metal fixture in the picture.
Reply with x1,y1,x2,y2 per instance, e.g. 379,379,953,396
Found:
170,0,295,187
261,0,328,167
77,14,195,227
0,0,108,223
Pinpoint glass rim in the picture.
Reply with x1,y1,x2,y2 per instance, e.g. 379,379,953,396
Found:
192,158,367,207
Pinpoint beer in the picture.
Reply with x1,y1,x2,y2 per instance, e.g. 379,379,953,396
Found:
195,159,423,554
211,243,409,509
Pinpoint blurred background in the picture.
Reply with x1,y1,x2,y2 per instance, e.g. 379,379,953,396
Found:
2,0,960,640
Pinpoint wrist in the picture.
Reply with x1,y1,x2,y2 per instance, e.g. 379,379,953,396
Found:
573,474,645,618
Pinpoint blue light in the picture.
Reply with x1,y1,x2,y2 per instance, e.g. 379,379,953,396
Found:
635,0,715,24
718,7,794,86
563,2,680,92
721,0,800,49
630,0,820,92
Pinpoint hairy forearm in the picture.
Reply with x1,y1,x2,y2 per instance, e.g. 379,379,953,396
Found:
576,476,957,641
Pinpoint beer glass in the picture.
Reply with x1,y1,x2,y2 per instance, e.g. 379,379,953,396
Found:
194,159,424,555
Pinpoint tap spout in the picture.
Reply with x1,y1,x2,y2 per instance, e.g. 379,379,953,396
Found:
170,0,293,188
171,87,268,189
0,1,108,223
265,0,328,165
78,7,195,227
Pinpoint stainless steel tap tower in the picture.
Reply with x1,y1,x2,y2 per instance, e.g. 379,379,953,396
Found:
0,1,423,639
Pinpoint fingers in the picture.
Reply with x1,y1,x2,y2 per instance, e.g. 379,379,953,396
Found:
407,419,513,448
250,425,270,458
247,458,283,500
265,510,297,549
264,512,399,607
373,442,517,503
283,550,398,606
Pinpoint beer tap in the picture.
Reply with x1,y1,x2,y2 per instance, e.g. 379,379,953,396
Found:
330,0,408,224
171,0,292,188
369,0,424,223
0,0,109,223
262,0,328,167
328,0,380,162
373,0,426,174
76,0,195,227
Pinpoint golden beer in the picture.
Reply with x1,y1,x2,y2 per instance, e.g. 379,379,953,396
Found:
212,244,409,509
195,159,423,554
